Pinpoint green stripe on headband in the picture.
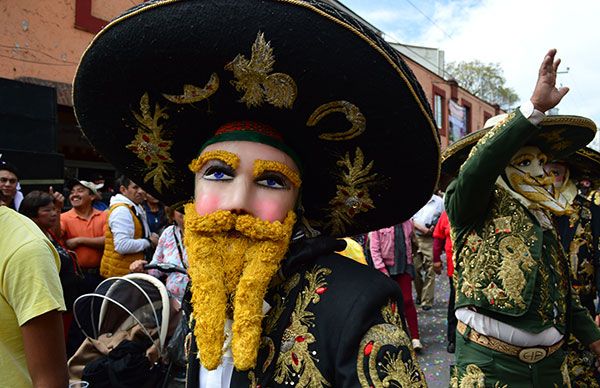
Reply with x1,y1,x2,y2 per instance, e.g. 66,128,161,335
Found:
199,131,304,174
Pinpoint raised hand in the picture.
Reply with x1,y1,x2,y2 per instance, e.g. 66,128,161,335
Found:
49,186,64,211
530,48,569,113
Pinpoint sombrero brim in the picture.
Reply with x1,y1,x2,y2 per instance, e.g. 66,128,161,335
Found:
442,114,596,178
74,0,440,236
558,147,600,187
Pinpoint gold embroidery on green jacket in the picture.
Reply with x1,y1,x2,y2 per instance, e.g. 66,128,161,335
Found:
455,187,538,313
567,200,596,298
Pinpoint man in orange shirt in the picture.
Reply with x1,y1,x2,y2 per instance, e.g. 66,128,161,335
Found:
61,179,107,355
61,179,107,288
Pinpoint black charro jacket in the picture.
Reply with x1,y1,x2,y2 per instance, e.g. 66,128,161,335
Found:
184,236,425,387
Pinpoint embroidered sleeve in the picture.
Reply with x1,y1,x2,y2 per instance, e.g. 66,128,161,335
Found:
356,299,426,387
331,276,426,387
446,110,539,234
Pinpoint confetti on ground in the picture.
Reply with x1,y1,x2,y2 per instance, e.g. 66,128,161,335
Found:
413,276,455,388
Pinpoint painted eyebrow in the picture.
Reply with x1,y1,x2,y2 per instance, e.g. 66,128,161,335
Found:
512,153,536,162
253,159,302,188
188,150,240,173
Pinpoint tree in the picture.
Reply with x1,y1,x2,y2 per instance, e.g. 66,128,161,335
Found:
446,60,519,110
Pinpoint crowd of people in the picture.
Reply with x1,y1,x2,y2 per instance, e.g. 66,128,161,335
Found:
2,1,600,388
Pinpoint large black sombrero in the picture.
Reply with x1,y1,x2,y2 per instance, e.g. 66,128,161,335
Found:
442,113,597,178
555,147,600,187
74,0,440,236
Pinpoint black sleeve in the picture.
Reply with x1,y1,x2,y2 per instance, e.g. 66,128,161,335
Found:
333,275,425,387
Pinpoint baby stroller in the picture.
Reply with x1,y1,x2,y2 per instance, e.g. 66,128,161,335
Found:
68,269,187,388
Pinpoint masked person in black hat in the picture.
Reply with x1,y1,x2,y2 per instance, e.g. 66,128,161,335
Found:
73,1,441,386
445,49,600,387
544,148,600,386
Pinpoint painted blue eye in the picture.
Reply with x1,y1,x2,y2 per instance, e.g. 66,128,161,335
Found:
257,176,286,189
203,167,233,181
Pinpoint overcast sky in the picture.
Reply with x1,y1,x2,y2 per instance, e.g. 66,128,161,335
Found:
341,0,600,130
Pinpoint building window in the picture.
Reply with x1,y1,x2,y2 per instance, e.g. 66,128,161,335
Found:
484,111,492,125
434,95,443,128
432,86,446,136
461,99,472,133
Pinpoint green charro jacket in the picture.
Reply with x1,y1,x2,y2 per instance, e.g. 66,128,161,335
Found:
445,109,600,346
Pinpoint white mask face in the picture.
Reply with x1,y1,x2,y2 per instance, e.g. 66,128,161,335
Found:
503,146,571,215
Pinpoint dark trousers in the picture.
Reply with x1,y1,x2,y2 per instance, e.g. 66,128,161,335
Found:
447,276,457,344
67,271,104,357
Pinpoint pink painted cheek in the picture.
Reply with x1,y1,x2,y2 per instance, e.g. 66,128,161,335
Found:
252,199,290,222
194,193,222,216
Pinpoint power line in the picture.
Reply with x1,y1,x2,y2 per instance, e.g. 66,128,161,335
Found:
0,44,78,66
403,0,454,40
0,52,76,67
0,44,77,64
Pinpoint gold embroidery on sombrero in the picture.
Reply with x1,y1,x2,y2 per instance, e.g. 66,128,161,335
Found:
253,159,302,188
188,150,240,173
306,100,366,141
126,93,174,192
273,266,332,387
162,73,220,104
225,32,297,109
327,147,377,235
461,111,516,172
538,127,567,145
357,300,425,387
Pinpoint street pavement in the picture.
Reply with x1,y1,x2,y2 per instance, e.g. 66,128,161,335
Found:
414,274,455,388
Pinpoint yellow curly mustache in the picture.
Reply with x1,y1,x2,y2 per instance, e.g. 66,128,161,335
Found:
183,204,296,371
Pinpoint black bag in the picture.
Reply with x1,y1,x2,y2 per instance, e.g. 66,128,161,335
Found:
82,338,165,388
166,310,189,368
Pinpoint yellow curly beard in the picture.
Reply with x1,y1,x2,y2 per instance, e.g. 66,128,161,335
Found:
183,203,296,371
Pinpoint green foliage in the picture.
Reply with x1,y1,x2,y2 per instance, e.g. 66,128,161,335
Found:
446,60,519,110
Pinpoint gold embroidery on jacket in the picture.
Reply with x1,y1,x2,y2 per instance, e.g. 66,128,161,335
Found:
327,147,377,235
273,266,331,387
357,300,426,387
257,273,300,375
457,187,537,310
264,273,300,335
568,200,596,297
547,240,569,327
126,93,174,192
225,32,297,109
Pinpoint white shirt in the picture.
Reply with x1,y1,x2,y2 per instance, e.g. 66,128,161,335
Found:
199,301,271,388
456,308,563,346
412,194,444,230
108,194,151,254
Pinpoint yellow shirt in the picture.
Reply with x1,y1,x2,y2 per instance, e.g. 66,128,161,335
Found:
0,207,65,387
